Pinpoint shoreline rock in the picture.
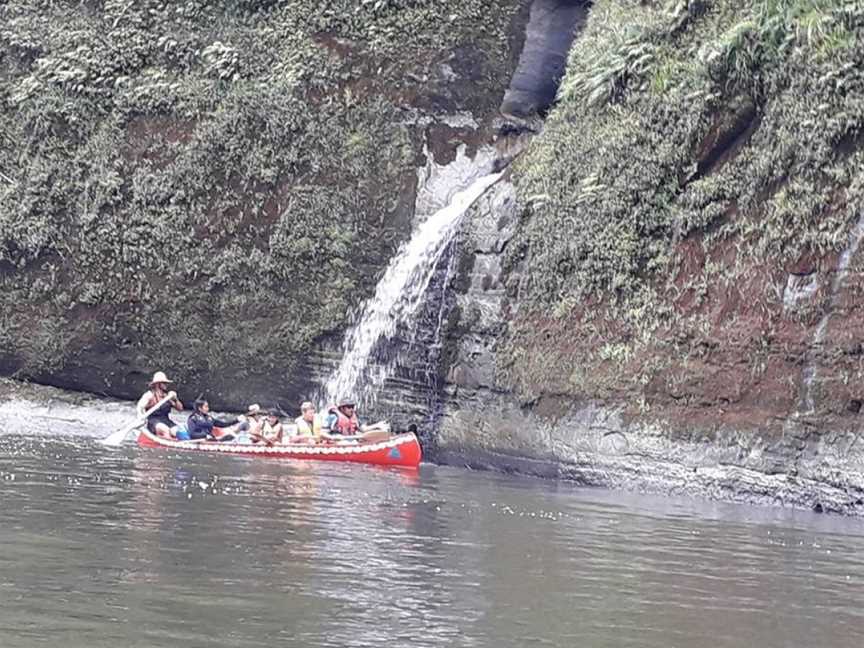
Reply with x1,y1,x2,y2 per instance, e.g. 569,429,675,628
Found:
5,376,860,516
434,174,864,517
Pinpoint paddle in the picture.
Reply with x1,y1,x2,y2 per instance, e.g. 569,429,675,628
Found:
101,392,175,446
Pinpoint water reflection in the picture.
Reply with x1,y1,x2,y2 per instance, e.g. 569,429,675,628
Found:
1,435,863,648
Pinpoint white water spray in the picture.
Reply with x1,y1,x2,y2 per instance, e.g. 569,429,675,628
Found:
323,170,504,407
800,214,864,414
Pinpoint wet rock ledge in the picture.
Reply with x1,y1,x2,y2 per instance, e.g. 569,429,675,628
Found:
435,180,864,516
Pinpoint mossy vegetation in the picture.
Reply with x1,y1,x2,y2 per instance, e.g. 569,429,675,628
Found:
0,0,520,400
504,0,864,419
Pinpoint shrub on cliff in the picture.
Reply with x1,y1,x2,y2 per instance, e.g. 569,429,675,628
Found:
0,0,519,402
505,0,864,410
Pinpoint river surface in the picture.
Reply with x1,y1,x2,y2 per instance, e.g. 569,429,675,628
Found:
2,429,864,647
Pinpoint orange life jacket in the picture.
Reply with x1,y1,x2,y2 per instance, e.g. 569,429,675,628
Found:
329,406,359,435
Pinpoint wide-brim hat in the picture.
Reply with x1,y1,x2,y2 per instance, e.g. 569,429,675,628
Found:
246,403,262,416
337,397,356,408
149,371,174,385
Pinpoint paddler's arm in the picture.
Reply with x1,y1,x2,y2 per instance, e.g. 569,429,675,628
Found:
318,417,338,440
136,392,151,418
321,412,337,436
249,430,274,446
168,391,183,411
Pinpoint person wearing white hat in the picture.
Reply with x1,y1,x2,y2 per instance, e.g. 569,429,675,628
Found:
232,403,263,444
136,371,183,438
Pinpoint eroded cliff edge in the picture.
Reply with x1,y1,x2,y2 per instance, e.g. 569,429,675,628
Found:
438,0,864,513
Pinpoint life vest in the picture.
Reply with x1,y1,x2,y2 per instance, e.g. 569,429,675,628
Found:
329,406,359,435
294,416,322,437
261,420,282,441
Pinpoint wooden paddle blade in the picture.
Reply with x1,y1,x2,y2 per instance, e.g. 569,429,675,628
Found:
101,425,135,446
102,393,173,447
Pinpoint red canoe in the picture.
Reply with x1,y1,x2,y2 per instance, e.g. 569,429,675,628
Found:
136,428,422,468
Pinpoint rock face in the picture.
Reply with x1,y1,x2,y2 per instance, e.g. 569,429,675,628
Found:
308,143,503,430
500,0,588,120
5,0,864,516
435,0,864,514
0,0,525,411
437,179,864,514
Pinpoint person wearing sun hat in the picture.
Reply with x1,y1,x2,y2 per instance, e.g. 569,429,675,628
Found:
243,403,264,433
136,371,183,438
231,403,263,444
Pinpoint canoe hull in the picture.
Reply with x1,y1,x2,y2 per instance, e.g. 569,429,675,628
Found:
136,429,422,468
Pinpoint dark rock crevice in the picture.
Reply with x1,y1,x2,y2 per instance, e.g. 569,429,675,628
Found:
500,0,590,121
688,95,760,185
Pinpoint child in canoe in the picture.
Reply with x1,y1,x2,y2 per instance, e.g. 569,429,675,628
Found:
250,409,284,446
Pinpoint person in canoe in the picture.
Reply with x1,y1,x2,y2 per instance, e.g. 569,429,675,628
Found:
186,398,242,441
293,401,322,441
251,409,284,446
230,403,263,444
323,398,361,437
243,403,264,433
136,371,183,438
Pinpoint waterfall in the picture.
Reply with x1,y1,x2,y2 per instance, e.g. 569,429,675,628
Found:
322,170,504,409
800,213,864,414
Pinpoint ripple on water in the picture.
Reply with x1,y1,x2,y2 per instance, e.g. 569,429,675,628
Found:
0,435,863,648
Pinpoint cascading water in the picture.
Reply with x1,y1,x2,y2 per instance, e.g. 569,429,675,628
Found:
800,213,864,414
323,169,504,409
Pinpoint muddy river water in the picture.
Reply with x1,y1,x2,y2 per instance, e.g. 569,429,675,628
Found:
1,411,863,647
